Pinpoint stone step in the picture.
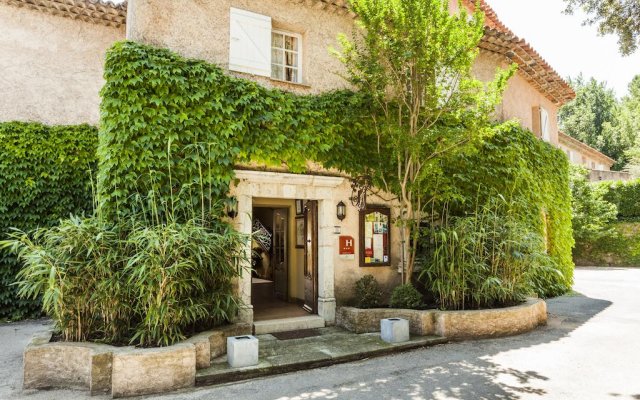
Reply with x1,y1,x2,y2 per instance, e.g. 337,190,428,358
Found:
253,315,325,335
196,332,447,388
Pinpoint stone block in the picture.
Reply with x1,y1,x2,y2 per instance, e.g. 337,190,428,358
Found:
380,318,410,343
227,336,258,368
89,349,112,395
111,343,196,398
184,332,212,369
24,342,92,390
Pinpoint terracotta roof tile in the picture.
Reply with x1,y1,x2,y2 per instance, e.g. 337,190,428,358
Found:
4,0,127,28
559,131,616,165
462,0,575,105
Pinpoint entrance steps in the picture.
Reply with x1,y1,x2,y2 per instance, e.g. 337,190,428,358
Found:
253,315,325,335
195,327,447,387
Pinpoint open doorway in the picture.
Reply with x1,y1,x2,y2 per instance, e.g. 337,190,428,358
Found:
251,201,316,321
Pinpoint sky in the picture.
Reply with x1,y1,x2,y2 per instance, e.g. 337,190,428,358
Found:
488,0,640,98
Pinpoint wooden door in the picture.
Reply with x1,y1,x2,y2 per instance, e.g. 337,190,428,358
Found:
273,208,288,301
303,200,318,313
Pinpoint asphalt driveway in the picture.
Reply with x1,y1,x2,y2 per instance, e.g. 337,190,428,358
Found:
2,267,639,400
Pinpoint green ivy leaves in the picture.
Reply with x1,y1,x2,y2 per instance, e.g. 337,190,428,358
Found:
0,122,97,320
98,41,370,220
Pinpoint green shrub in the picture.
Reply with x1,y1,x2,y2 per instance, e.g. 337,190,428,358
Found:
354,275,383,309
574,222,640,266
596,178,640,220
2,213,247,347
570,165,618,243
420,198,556,310
430,122,574,298
389,284,423,309
0,122,97,320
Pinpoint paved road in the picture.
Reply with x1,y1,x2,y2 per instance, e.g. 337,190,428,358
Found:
2,268,639,400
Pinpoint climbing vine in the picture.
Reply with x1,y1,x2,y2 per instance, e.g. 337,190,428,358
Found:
431,122,575,297
98,41,372,220
0,122,97,320
99,41,574,297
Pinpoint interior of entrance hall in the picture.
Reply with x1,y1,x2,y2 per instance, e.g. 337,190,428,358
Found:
251,198,308,321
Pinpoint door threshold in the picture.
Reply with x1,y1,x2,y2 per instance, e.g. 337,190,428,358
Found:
253,315,325,335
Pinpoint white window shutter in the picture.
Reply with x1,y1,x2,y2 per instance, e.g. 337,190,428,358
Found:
540,107,551,142
229,8,271,77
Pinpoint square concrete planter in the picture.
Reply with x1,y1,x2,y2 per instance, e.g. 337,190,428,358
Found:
380,318,410,343
227,335,259,368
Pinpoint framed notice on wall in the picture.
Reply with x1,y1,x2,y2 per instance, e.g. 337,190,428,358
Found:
359,207,391,267
295,216,305,248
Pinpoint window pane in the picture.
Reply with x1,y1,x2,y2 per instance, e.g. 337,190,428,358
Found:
272,32,283,48
285,67,298,83
271,64,283,80
272,48,283,64
284,51,297,67
285,35,298,51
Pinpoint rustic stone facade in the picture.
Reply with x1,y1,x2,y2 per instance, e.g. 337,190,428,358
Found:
0,2,124,125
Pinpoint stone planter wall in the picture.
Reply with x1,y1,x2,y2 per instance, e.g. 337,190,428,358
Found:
336,307,436,335
23,323,250,398
434,298,547,339
337,298,547,339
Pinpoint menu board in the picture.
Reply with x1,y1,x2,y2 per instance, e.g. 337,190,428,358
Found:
361,208,390,266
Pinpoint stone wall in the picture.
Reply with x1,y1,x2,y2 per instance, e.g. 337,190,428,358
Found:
126,0,355,96
337,298,548,339
434,298,548,339
0,3,124,125
22,323,250,398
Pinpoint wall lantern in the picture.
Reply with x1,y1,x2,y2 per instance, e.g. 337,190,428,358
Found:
337,201,347,221
225,197,238,219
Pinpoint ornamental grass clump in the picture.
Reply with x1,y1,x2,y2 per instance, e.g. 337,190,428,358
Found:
2,212,247,347
420,198,559,310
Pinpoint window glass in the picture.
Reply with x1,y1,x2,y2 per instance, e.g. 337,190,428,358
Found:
271,31,301,83
360,208,391,266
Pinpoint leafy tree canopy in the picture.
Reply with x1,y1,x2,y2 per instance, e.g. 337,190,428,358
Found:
334,0,516,281
558,74,632,168
620,76,640,174
564,0,640,55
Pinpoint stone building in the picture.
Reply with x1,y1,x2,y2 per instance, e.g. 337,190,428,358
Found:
0,0,606,331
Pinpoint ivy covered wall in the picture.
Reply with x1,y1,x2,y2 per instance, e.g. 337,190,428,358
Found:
98,41,370,220
0,122,97,320
433,122,575,297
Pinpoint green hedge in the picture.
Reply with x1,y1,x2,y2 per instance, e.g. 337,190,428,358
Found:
574,222,640,266
98,41,367,221
0,122,97,320
596,179,640,220
433,122,575,297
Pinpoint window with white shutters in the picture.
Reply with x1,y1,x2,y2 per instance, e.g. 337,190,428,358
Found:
540,107,551,142
229,8,272,77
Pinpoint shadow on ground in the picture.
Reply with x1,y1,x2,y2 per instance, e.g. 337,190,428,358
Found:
168,292,613,400
0,290,615,400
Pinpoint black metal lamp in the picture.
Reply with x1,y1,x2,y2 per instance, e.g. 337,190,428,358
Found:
225,197,238,219
337,201,347,221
